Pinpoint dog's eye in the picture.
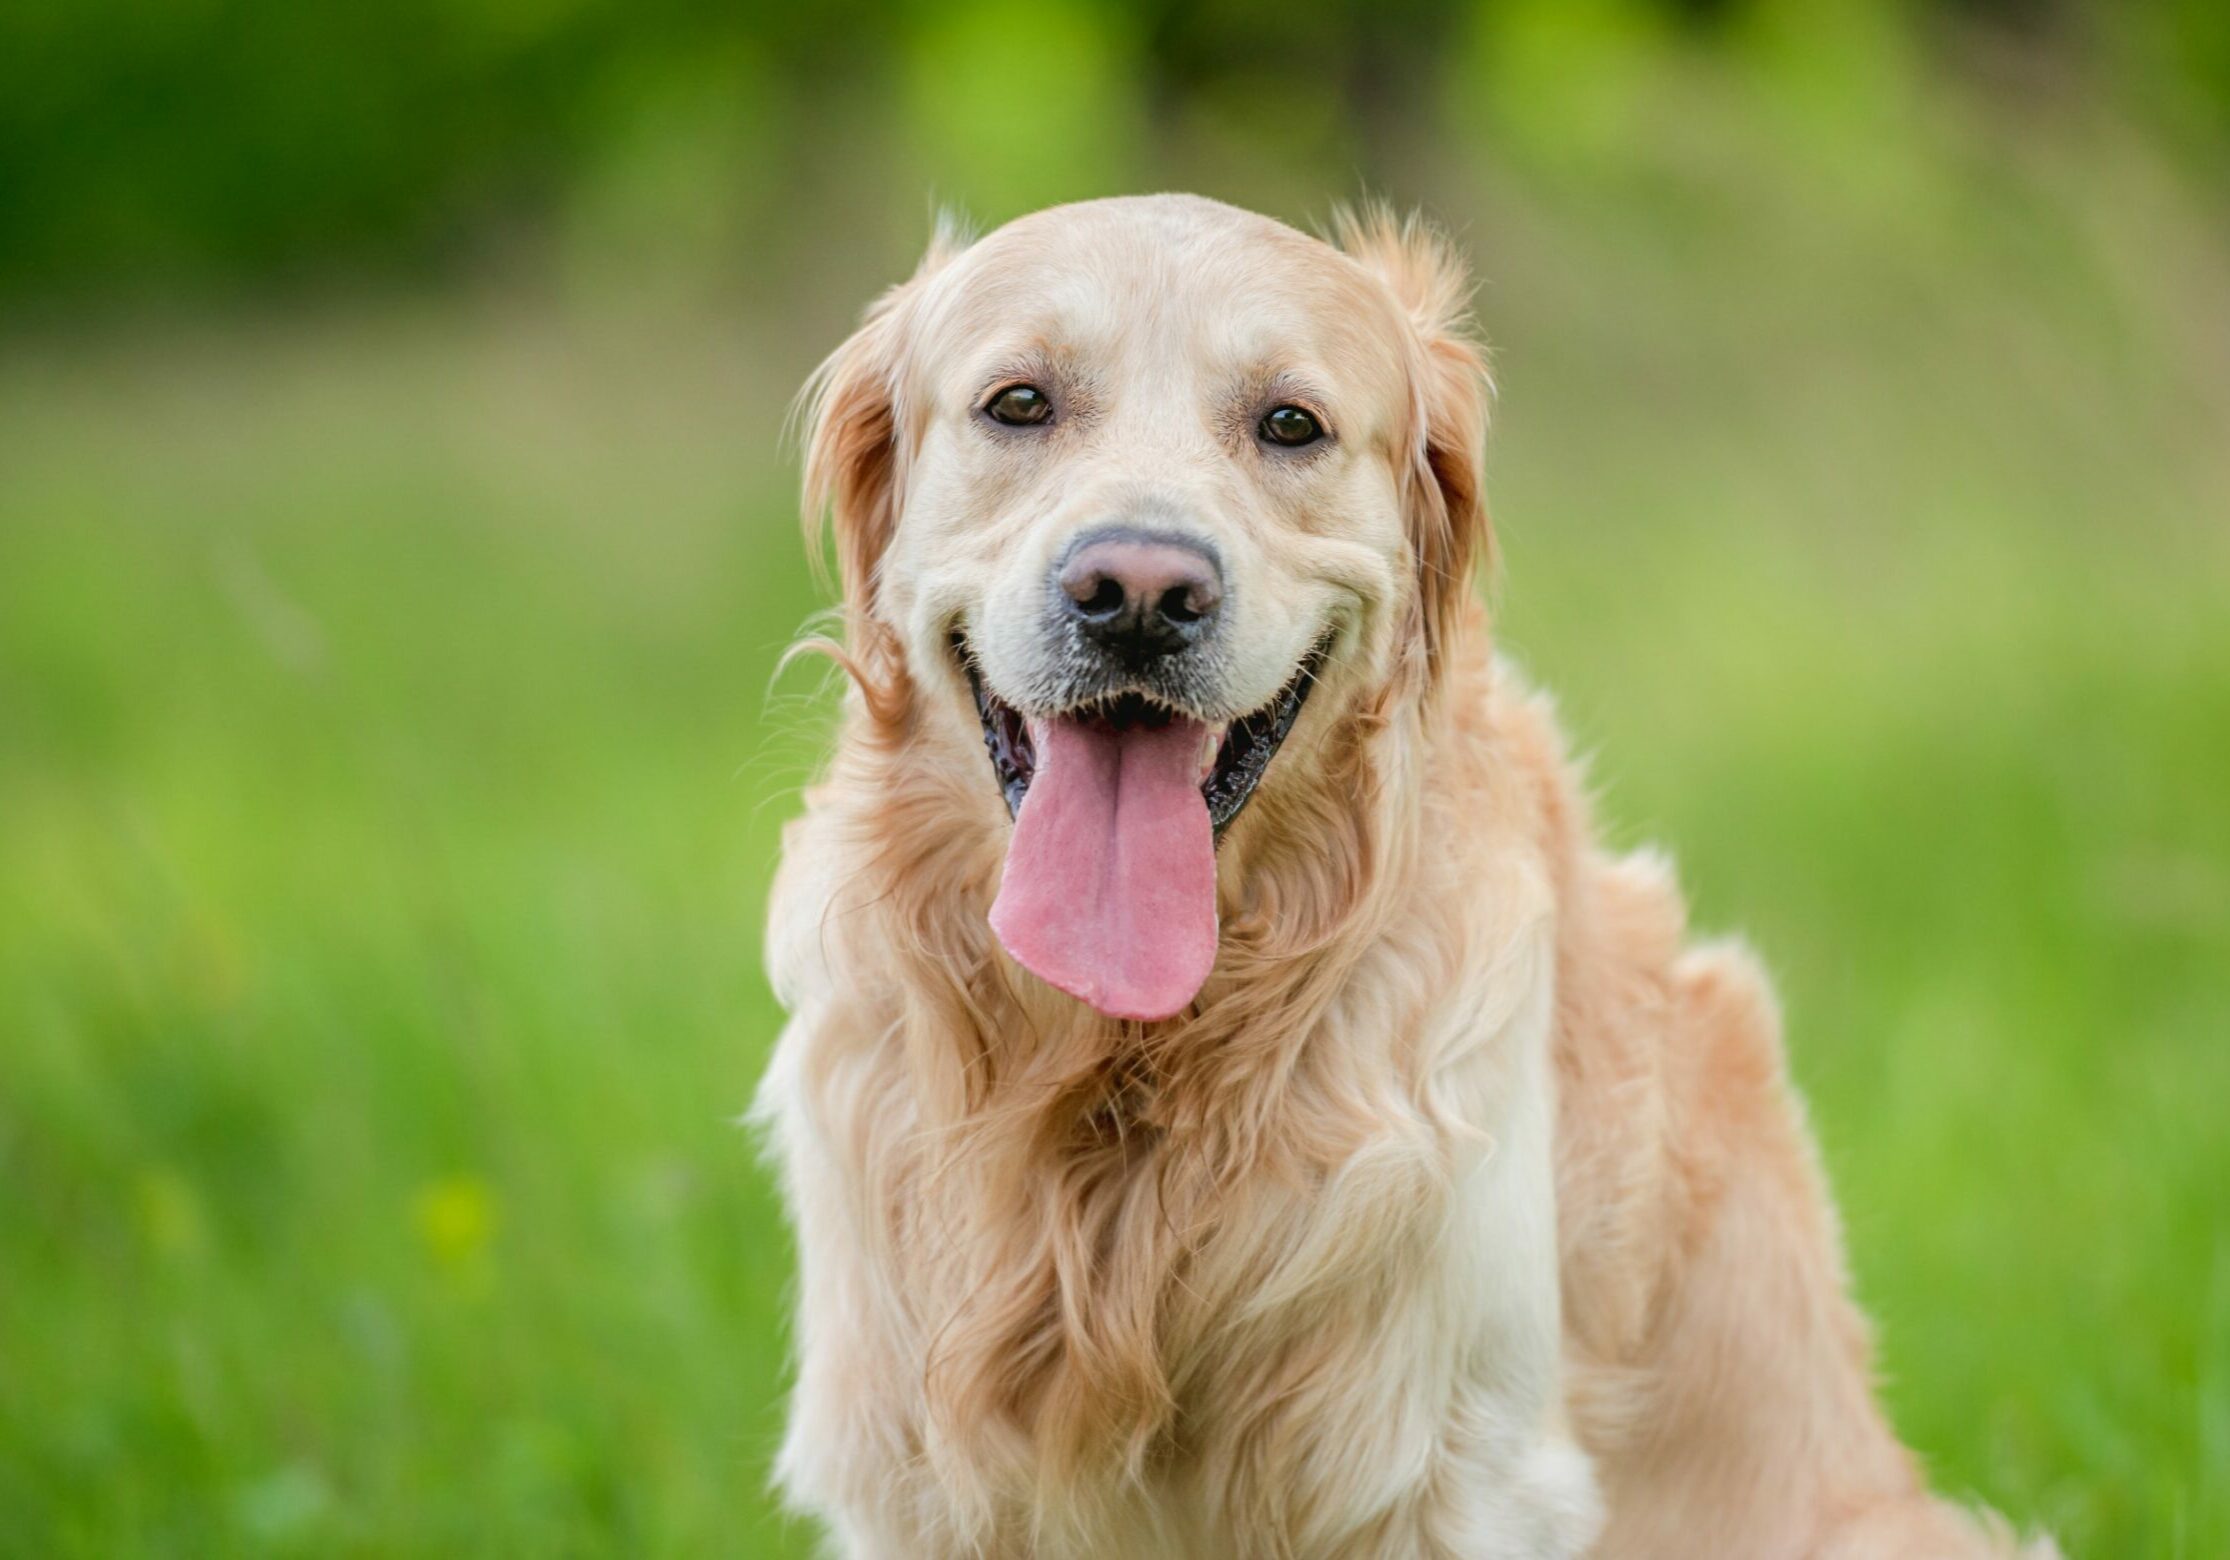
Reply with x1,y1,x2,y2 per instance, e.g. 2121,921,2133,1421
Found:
985,384,1053,426
1258,405,1323,448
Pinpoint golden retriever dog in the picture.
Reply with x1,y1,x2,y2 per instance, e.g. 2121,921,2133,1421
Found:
757,194,2053,1558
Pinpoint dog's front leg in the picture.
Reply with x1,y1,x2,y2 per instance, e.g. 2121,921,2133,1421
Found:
1393,934,1602,1560
756,1014,979,1559
1391,1013,1602,1560
1190,967,1601,1560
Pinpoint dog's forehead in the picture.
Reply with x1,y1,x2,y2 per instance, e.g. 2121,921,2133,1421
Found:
920,199,1411,391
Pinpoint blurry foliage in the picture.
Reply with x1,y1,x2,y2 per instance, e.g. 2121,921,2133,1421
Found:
0,0,2225,305
904,0,1146,219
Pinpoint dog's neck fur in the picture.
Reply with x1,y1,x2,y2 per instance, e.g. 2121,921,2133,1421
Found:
795,616,1503,1540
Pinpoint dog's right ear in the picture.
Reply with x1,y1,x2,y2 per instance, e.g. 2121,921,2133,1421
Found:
799,218,970,624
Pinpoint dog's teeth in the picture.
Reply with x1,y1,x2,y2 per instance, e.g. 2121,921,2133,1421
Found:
1199,726,1225,783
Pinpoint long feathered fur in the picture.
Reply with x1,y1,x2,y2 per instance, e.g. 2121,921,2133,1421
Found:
757,196,2055,1559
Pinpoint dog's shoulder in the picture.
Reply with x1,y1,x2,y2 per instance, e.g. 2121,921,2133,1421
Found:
764,780,856,1019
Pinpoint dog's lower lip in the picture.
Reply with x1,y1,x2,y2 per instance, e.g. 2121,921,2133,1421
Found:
958,635,1330,835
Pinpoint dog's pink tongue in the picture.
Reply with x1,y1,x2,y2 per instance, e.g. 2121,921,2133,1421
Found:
989,714,1217,1021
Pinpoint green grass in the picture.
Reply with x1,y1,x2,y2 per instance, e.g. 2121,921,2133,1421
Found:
3,147,2226,1554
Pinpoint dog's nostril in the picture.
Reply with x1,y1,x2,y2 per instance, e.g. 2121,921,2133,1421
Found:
1080,577,1126,618
1159,585,1202,625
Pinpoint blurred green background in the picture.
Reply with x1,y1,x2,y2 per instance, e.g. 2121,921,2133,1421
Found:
3,0,2227,1554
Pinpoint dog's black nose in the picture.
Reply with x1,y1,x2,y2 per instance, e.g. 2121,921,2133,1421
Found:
1057,533,1222,665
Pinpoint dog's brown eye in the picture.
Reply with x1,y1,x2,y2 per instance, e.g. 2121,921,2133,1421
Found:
986,384,1053,426
1259,405,1323,447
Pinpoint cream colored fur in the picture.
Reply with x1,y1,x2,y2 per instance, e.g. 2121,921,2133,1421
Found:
756,195,2054,1559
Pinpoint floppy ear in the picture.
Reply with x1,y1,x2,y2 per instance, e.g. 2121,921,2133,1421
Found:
1333,207,1493,681
799,216,971,626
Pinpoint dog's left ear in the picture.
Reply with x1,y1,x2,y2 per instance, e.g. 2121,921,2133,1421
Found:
1334,207,1492,681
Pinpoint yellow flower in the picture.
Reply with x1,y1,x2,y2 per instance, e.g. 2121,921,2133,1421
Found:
413,1175,496,1275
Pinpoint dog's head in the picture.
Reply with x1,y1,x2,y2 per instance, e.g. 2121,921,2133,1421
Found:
801,195,1489,1021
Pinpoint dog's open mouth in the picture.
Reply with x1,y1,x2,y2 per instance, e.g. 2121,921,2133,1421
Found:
963,639,1327,834
960,636,1328,1022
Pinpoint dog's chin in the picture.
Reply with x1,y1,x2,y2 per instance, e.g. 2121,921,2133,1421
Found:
957,633,1331,837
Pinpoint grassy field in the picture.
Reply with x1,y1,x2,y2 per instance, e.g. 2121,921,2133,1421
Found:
2,146,2227,1554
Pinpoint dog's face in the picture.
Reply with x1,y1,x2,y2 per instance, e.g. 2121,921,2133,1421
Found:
804,196,1488,1020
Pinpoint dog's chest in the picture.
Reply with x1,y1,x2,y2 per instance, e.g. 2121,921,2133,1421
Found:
902,1063,1464,1472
